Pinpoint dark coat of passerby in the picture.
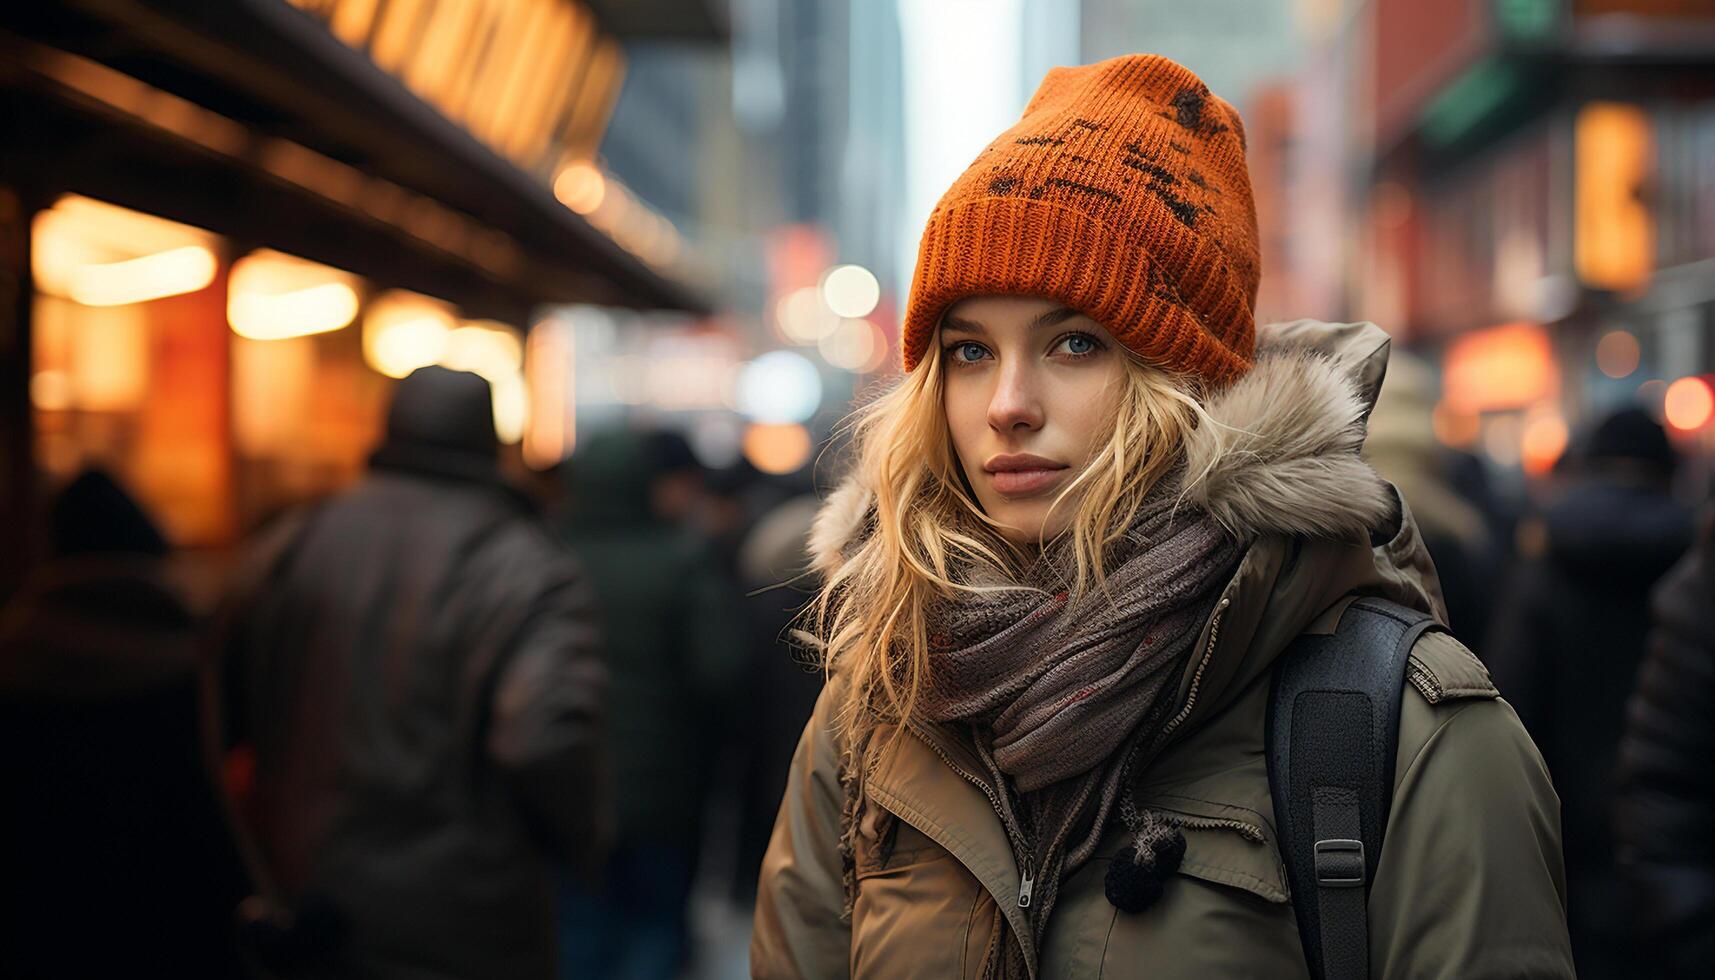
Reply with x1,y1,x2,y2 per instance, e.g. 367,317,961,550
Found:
557,427,748,980
731,491,826,902
0,470,248,978
1617,503,1715,980
218,366,609,980
1486,407,1694,977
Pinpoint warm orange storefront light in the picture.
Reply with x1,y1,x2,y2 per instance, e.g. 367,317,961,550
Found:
69,245,217,306
1663,376,1715,432
743,423,813,475
1575,102,1654,293
1431,400,1482,449
1442,322,1557,415
1521,412,1570,476
228,249,362,340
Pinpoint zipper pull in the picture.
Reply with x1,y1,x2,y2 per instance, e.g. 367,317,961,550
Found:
1018,863,1035,909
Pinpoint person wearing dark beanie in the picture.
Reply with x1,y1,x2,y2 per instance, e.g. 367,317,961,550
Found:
1488,404,1692,978
753,53,1572,980
215,365,609,980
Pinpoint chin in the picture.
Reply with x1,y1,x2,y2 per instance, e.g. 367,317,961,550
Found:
989,504,1063,545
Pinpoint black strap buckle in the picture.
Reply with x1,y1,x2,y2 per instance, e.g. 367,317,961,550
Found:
1313,838,1365,888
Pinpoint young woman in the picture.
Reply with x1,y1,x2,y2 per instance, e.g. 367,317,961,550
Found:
752,56,1574,979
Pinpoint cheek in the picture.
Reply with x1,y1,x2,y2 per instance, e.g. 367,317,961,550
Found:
942,377,986,463
1050,367,1125,462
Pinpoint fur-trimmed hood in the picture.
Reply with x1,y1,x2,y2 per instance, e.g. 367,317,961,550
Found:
811,319,1402,577
806,319,1449,736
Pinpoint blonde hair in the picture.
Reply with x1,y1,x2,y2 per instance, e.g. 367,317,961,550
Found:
810,336,1208,746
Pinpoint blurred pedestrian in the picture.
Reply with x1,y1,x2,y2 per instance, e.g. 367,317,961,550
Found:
1363,350,1499,643
1486,406,1694,977
0,469,247,978
754,54,1572,979
216,366,609,980
557,426,748,980
1616,501,1715,980
731,488,826,904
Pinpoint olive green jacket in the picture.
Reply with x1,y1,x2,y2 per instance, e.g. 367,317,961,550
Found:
752,321,1574,979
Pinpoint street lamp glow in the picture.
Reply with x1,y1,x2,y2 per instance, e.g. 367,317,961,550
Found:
821,264,881,318
735,350,823,424
776,286,839,344
819,318,880,372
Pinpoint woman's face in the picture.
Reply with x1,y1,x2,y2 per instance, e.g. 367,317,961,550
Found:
940,294,1128,545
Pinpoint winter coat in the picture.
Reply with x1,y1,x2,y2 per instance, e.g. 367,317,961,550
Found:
0,555,248,978
222,464,608,980
561,431,749,850
1486,472,1693,954
752,320,1574,979
1617,506,1715,979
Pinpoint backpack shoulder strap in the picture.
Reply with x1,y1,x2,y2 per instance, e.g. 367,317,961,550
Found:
1266,596,1441,980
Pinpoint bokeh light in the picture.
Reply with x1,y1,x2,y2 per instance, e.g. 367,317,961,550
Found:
820,264,881,319
743,422,813,475
1594,330,1640,379
818,318,887,372
363,291,456,379
1663,376,1714,432
1521,411,1569,475
228,249,360,340
735,350,822,424
553,161,607,215
774,286,839,344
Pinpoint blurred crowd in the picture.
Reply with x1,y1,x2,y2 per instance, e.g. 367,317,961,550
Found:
3,361,1713,980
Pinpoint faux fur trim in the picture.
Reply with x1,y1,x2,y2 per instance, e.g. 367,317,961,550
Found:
809,480,874,578
1180,345,1395,540
808,322,1396,571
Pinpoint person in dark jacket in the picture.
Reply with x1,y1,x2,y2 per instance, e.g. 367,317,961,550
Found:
557,427,748,980
1486,406,1694,977
1617,501,1715,980
0,470,249,979
218,366,609,980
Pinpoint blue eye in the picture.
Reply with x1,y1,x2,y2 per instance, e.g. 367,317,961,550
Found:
1056,333,1102,357
946,341,989,364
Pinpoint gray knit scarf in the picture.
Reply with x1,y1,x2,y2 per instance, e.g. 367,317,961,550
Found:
917,478,1242,978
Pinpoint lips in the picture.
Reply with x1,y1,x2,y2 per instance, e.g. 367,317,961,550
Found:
983,454,1070,497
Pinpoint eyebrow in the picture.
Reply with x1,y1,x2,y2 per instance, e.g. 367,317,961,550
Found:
941,305,1082,336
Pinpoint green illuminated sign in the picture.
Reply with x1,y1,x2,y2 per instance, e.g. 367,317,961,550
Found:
1494,0,1561,40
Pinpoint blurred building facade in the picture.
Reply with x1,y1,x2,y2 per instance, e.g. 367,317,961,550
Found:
570,0,907,477
1254,0,1715,479
0,0,712,590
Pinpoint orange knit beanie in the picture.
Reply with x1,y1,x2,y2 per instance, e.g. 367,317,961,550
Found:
900,55,1260,387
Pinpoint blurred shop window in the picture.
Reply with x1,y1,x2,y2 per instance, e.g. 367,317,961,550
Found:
228,248,388,527
31,195,232,546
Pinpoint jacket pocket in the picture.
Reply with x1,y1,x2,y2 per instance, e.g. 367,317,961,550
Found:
850,815,988,979
1088,803,1306,980
1142,793,1289,903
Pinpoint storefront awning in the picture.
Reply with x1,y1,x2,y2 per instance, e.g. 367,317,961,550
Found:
0,0,708,322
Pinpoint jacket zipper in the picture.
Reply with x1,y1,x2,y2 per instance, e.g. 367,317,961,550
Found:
904,720,1040,960
1159,596,1231,742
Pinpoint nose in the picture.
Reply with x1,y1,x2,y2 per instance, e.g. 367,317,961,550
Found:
986,359,1044,434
